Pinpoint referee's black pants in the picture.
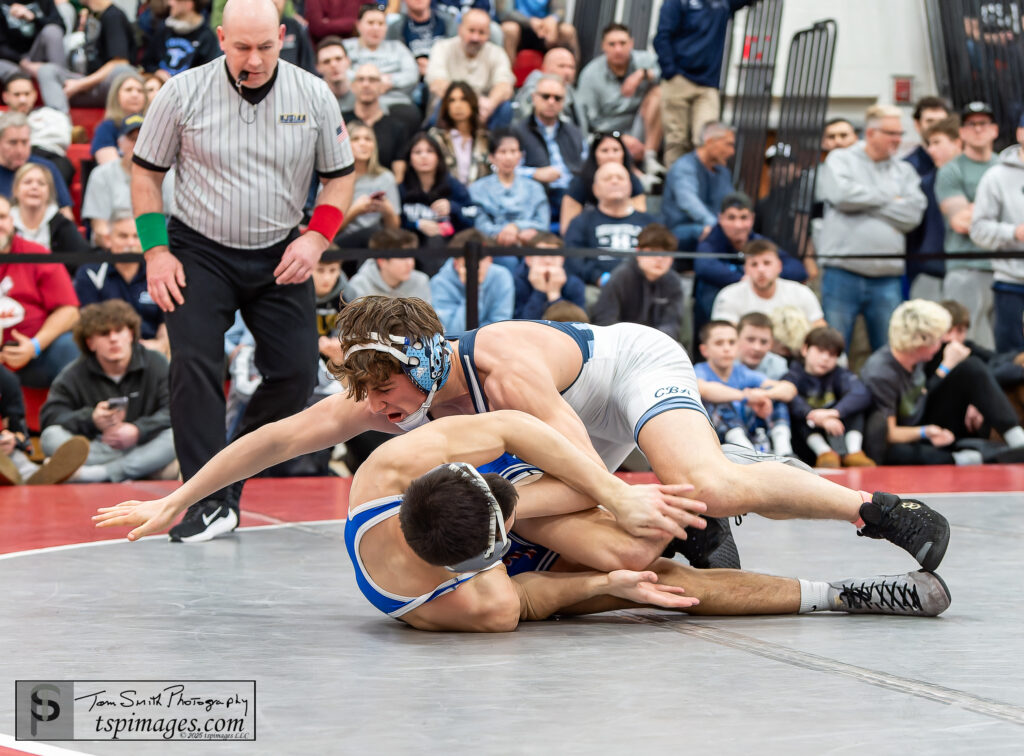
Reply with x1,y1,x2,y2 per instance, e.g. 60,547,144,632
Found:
166,220,317,504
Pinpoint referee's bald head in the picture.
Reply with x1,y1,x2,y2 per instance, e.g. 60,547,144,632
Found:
218,0,284,88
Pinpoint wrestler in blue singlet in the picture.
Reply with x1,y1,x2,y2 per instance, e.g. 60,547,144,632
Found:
344,453,560,619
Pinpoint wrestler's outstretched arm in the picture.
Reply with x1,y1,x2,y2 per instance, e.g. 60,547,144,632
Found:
351,410,707,539
93,392,394,540
404,562,698,633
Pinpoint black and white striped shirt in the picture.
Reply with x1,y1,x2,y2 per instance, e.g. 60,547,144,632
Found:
133,59,354,250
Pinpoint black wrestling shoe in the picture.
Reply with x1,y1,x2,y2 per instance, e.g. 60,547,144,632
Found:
857,492,950,571
168,500,239,543
662,516,741,569
829,570,951,617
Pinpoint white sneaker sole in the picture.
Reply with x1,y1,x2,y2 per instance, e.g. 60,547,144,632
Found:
178,508,240,543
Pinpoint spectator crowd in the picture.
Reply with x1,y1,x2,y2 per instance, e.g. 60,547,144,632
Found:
0,0,1023,482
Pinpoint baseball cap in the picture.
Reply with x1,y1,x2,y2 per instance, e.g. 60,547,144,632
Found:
961,101,994,120
119,113,144,138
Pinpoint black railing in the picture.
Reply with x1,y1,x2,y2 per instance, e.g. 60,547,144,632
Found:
21,240,1023,334
761,19,838,258
728,0,784,201
572,0,618,68
926,0,1024,151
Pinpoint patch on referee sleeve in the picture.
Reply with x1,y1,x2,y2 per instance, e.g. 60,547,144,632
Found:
279,113,308,124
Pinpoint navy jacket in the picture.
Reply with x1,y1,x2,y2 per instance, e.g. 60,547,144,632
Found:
694,226,807,287
511,259,586,320
904,146,946,279
399,173,476,237
653,0,754,86
74,261,164,339
782,362,874,425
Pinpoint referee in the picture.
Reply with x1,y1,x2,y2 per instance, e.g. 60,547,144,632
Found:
131,0,355,542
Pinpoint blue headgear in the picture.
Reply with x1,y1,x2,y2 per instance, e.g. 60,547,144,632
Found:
438,462,512,573
344,332,452,430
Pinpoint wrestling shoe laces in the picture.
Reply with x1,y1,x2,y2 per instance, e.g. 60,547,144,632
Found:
830,571,951,616
856,491,950,571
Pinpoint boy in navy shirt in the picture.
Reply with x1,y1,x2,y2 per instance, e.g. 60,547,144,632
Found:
782,326,875,468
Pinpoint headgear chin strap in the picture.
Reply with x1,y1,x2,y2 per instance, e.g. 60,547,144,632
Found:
440,462,511,573
344,331,452,431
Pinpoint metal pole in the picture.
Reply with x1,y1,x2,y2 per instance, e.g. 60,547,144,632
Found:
464,240,481,332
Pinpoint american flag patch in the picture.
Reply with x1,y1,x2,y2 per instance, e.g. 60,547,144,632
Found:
336,121,348,143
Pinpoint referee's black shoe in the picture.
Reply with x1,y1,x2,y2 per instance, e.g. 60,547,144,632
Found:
169,499,239,543
661,516,741,569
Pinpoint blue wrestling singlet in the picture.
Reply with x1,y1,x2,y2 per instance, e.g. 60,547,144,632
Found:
457,321,595,413
503,533,560,576
344,453,559,618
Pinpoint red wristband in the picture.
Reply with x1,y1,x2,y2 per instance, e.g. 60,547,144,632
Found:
306,204,344,241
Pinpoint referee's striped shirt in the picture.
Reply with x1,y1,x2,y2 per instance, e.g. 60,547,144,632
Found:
133,59,355,250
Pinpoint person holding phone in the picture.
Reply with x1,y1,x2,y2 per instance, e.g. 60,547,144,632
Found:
38,300,176,483
333,122,401,253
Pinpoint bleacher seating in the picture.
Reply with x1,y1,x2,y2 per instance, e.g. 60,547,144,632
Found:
68,108,105,142
66,143,93,225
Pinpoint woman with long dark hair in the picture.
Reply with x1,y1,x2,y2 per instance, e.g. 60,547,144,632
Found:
428,81,491,185
399,131,475,245
560,130,648,233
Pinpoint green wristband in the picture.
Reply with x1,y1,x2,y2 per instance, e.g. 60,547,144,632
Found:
135,212,169,251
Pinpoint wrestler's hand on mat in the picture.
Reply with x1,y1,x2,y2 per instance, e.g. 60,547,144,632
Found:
92,498,180,541
605,570,699,609
606,483,707,540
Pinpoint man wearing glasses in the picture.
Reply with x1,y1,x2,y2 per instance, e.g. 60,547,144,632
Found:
512,74,584,230
342,63,413,178
817,104,927,353
936,101,1000,349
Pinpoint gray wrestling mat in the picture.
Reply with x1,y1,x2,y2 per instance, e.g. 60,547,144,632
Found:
3,493,1023,755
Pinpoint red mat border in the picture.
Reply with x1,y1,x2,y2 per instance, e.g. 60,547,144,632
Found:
2,467,1021,556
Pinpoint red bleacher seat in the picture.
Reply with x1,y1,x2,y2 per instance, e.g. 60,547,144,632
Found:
513,49,544,88
69,108,105,142
66,143,92,224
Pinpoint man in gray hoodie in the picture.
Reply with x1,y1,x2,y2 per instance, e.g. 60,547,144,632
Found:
343,228,433,302
970,115,1024,353
817,104,927,352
